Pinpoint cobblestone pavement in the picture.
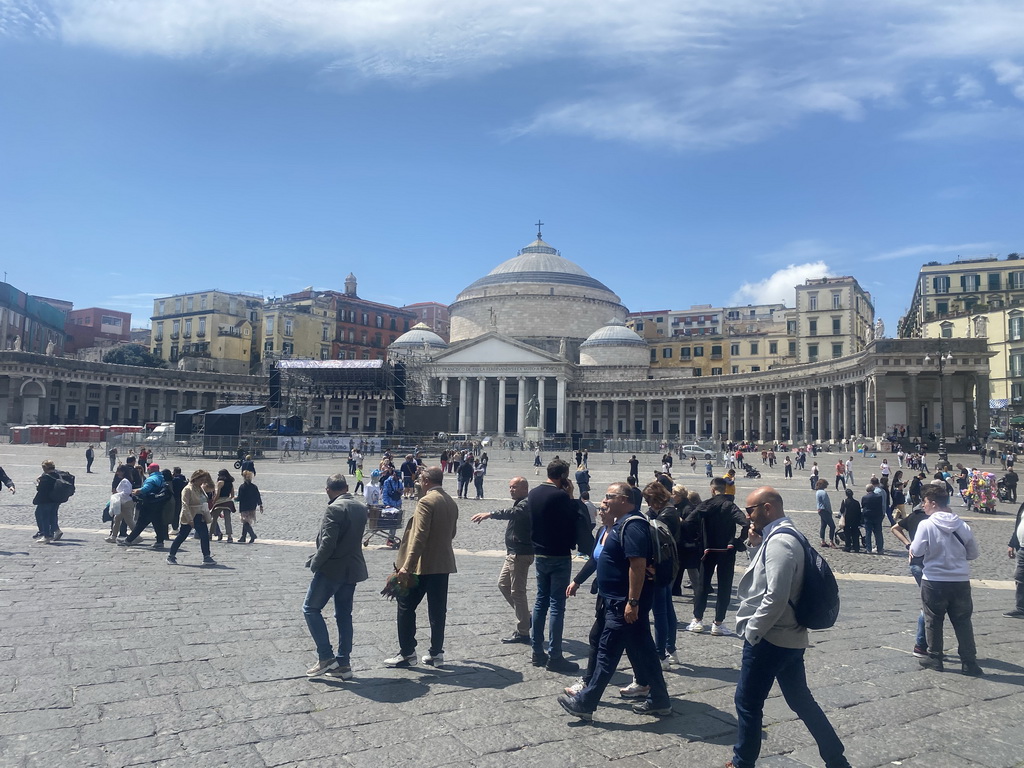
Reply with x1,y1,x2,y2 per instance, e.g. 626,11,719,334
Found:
0,445,1022,767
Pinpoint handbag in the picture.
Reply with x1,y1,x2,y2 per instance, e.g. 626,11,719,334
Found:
101,502,112,523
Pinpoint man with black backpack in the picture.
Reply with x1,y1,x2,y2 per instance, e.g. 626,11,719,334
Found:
32,460,72,544
119,464,171,550
556,482,670,721
728,486,850,768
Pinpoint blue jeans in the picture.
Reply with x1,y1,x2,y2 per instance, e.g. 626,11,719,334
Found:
909,562,926,649
34,503,58,538
733,639,849,768
652,582,677,656
303,574,356,665
863,516,885,553
532,556,571,658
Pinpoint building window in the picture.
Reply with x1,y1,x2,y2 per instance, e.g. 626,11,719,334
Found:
322,324,330,342
361,313,369,325
711,344,722,358
808,293,818,310
730,343,740,355
282,342,293,355
832,317,841,335
680,348,691,359
769,341,778,355
692,368,702,377
266,317,274,335
940,323,954,339
832,292,841,309
731,365,739,374
1011,352,1024,378
635,321,644,331
172,320,180,337
989,273,1001,291
1010,316,1024,341
174,298,182,313
808,343,819,361
264,340,274,354
693,345,704,357
198,317,206,336
751,365,760,372
933,276,950,294
200,295,207,310
184,319,192,337
712,367,723,375
936,301,949,315
662,348,672,359
158,301,165,315
186,296,193,312
787,320,796,334
727,310,739,320
284,318,293,336
1010,272,1024,290
376,315,383,328
155,322,164,341
961,274,980,291
788,341,797,355
750,342,758,355
809,319,817,336
650,348,657,362
832,343,843,358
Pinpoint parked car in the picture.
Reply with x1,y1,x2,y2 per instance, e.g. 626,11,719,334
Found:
677,444,714,460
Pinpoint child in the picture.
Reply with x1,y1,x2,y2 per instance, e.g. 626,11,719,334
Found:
704,459,713,478
236,470,263,544
354,465,364,494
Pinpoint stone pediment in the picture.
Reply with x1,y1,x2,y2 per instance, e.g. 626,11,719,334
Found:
433,333,561,364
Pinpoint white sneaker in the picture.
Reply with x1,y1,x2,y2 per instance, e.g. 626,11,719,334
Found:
686,619,705,633
384,653,417,668
660,655,672,670
104,536,116,543
618,681,650,699
421,652,444,668
564,677,585,696
711,622,736,637
666,651,681,665
305,658,339,677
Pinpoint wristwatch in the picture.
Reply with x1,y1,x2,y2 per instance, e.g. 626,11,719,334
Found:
627,598,639,607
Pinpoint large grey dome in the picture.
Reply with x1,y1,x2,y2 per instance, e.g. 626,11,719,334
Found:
457,240,616,297
580,319,647,349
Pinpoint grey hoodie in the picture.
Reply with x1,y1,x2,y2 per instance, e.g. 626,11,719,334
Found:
909,510,979,582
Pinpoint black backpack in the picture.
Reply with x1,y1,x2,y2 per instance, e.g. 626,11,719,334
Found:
624,516,680,588
50,471,76,504
766,527,840,630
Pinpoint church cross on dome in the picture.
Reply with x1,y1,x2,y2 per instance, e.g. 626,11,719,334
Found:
535,219,544,240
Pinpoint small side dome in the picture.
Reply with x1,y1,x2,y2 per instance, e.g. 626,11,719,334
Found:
579,319,648,367
389,323,449,353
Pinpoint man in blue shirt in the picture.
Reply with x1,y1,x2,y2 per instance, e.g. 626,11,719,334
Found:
557,482,671,720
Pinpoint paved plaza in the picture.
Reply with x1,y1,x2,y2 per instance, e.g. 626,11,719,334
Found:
0,443,1021,767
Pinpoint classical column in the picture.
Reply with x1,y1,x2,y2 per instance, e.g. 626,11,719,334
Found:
742,395,750,441
458,377,469,433
871,375,887,439
727,396,736,442
440,377,448,403
855,382,864,437
841,385,850,439
516,377,526,435
629,400,636,437
476,377,487,434
556,376,567,434
964,374,977,436
817,387,828,441
773,393,782,441
802,389,811,443
830,386,839,442
692,397,701,439
711,397,720,441
497,377,507,435
976,373,991,436
906,373,918,438
612,399,620,436
788,391,796,442
537,376,546,432
759,395,767,442
644,398,653,438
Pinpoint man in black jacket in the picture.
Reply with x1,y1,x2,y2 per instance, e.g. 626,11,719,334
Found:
303,474,369,680
529,459,579,674
1006,501,1024,618
686,477,747,636
472,476,533,643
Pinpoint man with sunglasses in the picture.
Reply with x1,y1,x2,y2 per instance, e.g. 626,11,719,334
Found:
727,486,851,768
557,482,670,721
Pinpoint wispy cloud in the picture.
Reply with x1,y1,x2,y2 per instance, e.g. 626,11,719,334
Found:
866,242,1000,262
901,108,1024,141
730,262,834,307
4,1,1024,150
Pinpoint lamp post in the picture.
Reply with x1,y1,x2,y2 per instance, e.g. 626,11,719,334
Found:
923,349,953,464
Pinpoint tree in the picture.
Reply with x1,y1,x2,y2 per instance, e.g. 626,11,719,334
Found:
102,344,166,368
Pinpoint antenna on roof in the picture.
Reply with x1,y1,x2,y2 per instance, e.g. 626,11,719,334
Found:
535,219,544,240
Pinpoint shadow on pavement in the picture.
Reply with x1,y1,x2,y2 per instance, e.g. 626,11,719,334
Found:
312,662,524,702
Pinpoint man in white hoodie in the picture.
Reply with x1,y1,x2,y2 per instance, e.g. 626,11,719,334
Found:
909,483,983,676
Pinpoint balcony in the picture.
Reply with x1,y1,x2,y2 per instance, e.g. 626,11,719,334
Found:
196,330,205,338
218,326,243,338
170,332,179,340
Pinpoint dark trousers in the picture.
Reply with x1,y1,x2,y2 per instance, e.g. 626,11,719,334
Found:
125,505,167,544
86,457,94,473
733,639,849,768
842,525,861,552
578,596,669,711
694,550,736,623
397,573,449,657
785,465,792,478
582,596,647,687
817,511,836,544
1015,549,1024,611
863,516,885,553
168,517,211,559
34,503,58,538
834,474,846,490
921,579,977,663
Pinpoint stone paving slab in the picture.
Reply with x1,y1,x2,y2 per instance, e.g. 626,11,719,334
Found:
0,444,1022,766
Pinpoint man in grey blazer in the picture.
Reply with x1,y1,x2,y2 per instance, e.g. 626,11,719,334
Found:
728,486,850,768
303,473,369,680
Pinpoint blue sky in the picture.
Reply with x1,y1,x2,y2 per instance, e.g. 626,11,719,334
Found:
1,1,1022,334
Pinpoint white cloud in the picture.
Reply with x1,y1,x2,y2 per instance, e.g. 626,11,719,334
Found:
901,108,1024,141
5,0,1024,149
992,59,1024,100
730,262,834,307
866,242,1000,262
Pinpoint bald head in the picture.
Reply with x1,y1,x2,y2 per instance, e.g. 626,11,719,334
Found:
744,485,786,533
509,476,528,501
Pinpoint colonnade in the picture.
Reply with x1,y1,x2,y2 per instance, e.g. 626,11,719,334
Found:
433,374,568,436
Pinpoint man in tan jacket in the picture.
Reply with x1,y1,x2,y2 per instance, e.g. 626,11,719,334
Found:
385,466,458,669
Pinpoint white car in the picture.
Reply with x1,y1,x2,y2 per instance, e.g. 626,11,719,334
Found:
677,444,714,460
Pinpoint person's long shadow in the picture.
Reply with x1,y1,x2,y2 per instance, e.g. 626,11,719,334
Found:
0,550,28,556
972,657,1024,686
564,698,738,740
311,661,524,703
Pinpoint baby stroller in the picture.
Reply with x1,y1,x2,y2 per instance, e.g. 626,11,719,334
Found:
998,479,1013,503
742,462,762,479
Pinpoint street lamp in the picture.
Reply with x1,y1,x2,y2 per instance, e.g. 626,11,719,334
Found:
923,349,954,463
